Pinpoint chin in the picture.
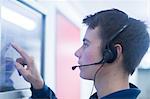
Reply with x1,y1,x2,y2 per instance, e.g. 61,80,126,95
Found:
80,73,93,80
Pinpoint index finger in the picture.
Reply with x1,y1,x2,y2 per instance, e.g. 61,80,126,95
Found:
11,43,30,62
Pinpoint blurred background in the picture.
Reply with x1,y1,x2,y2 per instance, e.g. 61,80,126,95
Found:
0,0,150,99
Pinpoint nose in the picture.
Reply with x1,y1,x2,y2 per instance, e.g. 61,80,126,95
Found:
74,47,82,58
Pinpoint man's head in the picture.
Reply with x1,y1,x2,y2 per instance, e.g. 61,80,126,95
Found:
75,8,149,79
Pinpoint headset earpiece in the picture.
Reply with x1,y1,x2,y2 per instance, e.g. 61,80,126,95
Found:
103,44,117,63
102,24,128,63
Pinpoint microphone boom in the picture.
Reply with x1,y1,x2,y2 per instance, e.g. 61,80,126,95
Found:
72,59,104,70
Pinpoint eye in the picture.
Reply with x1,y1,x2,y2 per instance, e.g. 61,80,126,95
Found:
83,42,89,48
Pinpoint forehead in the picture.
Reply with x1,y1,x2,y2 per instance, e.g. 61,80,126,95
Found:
84,27,101,43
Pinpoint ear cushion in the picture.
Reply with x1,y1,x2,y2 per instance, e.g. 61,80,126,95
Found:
103,45,117,63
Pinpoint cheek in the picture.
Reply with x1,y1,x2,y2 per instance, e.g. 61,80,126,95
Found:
82,47,101,64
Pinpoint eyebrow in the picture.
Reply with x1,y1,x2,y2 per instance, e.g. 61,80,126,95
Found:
83,38,90,43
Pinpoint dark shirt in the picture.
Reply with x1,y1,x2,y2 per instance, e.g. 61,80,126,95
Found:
90,83,141,99
30,83,140,99
30,84,57,99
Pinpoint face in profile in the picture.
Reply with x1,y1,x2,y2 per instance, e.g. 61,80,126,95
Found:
75,27,103,80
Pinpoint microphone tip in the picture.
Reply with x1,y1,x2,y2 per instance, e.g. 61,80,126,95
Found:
72,66,77,70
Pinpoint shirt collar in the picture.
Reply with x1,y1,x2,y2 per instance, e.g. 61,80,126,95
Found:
90,83,141,99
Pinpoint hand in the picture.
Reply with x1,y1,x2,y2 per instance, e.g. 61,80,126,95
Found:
11,43,44,89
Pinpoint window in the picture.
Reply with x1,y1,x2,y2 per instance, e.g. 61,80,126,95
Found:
0,0,46,97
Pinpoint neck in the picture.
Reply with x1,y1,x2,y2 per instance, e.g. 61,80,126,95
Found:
94,64,129,98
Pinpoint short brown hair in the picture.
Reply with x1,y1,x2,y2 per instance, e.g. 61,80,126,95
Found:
83,8,150,74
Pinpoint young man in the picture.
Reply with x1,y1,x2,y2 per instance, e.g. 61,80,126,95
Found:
11,9,149,99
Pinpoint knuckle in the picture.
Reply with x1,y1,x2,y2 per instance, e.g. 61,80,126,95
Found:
26,73,31,78
29,56,34,64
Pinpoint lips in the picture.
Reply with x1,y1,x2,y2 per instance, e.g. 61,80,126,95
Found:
78,61,86,66
77,61,81,65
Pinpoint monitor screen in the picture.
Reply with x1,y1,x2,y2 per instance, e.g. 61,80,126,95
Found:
0,0,45,92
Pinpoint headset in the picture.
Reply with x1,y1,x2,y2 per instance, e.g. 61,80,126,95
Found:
72,17,129,70
102,24,128,63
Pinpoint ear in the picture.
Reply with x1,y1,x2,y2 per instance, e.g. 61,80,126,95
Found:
114,44,123,60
